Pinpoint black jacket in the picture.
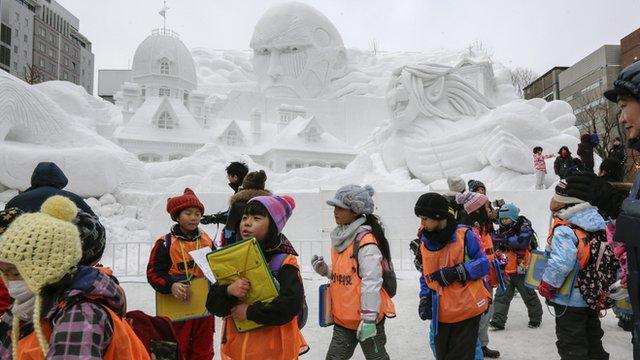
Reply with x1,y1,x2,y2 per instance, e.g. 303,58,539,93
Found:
5,162,96,216
554,155,574,179
608,145,626,164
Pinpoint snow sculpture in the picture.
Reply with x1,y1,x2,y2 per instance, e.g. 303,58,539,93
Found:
0,71,150,197
377,62,579,184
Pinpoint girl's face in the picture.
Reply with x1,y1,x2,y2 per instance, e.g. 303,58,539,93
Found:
333,207,359,226
0,262,22,281
177,207,202,233
500,217,513,226
420,216,447,232
240,213,270,241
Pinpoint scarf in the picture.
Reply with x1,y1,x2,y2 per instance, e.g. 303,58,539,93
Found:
422,220,457,250
331,217,368,253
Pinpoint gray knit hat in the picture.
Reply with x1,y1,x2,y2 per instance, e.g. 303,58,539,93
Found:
326,185,375,215
447,176,466,193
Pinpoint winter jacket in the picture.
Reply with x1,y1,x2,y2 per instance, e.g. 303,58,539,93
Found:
419,224,490,297
554,153,575,179
542,203,606,307
0,266,127,359
493,216,533,251
206,234,303,325
5,162,96,216
533,153,554,173
147,225,214,294
577,134,595,171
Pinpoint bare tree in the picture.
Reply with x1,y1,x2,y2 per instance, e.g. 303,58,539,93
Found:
510,67,537,98
24,64,42,85
575,92,625,157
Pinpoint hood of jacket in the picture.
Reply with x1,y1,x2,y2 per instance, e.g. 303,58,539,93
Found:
45,266,126,321
555,202,605,233
229,188,272,207
29,162,68,190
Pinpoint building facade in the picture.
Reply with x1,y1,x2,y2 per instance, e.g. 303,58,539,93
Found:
621,27,640,68
558,45,621,135
0,0,36,79
523,66,568,101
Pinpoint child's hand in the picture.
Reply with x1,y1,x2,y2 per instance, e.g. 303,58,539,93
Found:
171,282,190,302
230,303,249,321
227,278,250,298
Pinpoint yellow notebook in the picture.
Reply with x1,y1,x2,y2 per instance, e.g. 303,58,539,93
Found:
155,277,210,321
207,238,280,332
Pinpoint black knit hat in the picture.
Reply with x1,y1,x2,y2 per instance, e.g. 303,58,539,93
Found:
73,211,106,266
0,208,24,235
414,193,449,220
468,179,486,193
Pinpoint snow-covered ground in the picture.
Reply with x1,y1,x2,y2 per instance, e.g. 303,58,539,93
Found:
122,272,632,359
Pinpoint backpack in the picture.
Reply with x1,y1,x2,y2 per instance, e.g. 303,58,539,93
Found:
269,253,308,329
125,310,182,360
575,229,620,311
352,231,397,298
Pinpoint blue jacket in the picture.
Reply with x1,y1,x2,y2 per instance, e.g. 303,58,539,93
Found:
419,224,489,297
4,162,95,216
493,216,533,251
542,204,605,307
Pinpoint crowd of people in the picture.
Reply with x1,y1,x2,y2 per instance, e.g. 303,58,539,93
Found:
1,61,640,360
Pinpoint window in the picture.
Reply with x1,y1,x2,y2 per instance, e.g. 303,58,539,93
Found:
1,24,12,45
138,154,162,162
39,42,45,51
13,61,17,70
141,86,146,97
24,18,28,28
160,59,169,75
159,86,170,97
62,71,68,80
49,63,54,72
63,58,68,66
39,58,44,67
168,154,183,161
157,111,174,129
40,28,45,37
64,44,69,53
285,159,305,171
13,45,17,53
226,130,239,146
15,13,19,23
305,127,320,143
48,33,54,43
47,48,53,57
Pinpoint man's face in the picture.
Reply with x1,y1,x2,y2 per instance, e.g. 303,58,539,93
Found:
227,174,239,185
386,74,419,125
619,98,640,140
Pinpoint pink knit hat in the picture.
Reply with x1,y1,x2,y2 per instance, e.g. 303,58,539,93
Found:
248,195,296,233
456,191,489,213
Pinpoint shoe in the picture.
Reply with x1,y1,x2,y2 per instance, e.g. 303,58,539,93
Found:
489,320,505,330
482,346,501,358
528,321,541,328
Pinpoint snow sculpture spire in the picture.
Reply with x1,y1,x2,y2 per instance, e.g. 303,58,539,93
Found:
159,0,169,31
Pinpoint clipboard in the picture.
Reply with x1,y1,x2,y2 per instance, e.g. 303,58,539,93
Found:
493,258,506,293
431,292,439,336
319,284,334,327
207,238,280,332
524,250,578,300
155,277,210,321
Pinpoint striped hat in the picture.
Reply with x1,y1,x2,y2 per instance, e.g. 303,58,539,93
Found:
456,191,489,214
553,180,585,204
248,195,296,233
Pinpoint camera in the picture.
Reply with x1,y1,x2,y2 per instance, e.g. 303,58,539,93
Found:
492,199,505,208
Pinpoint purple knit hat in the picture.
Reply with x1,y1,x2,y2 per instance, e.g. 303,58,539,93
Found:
456,191,489,213
248,195,296,233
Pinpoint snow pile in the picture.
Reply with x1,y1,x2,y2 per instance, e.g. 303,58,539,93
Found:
0,71,150,197
192,48,258,95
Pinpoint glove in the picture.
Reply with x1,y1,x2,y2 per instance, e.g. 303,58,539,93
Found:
428,264,466,287
537,280,557,301
418,296,432,320
409,238,423,272
565,173,613,210
356,320,377,342
311,255,330,277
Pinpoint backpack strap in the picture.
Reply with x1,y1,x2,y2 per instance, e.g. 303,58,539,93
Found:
163,233,172,249
350,231,369,262
269,253,289,276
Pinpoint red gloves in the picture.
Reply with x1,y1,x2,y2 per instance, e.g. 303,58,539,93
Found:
537,280,557,300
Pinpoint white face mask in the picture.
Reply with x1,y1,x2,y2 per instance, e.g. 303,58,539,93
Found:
7,281,32,302
7,281,35,321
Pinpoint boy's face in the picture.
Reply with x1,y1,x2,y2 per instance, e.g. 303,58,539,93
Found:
619,98,640,140
240,213,270,241
227,174,239,185
177,207,202,233
420,216,447,232
0,262,22,281
500,217,513,226
333,206,359,226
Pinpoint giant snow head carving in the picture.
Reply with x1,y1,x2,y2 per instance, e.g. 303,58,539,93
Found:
250,2,347,98
386,63,495,127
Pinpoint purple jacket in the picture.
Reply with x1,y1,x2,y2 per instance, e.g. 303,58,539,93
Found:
0,266,125,359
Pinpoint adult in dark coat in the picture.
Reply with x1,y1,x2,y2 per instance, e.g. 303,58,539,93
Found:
608,137,626,165
4,162,96,216
577,133,595,173
553,146,575,179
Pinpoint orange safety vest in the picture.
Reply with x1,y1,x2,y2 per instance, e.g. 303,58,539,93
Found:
473,228,500,288
329,233,396,330
221,255,308,360
421,227,490,323
546,217,591,270
17,304,150,360
504,250,532,275
167,232,214,278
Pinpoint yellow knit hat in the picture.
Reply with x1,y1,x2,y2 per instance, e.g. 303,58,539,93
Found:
0,195,81,293
0,195,82,357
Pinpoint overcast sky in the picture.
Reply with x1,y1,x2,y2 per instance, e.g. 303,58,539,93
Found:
60,0,640,79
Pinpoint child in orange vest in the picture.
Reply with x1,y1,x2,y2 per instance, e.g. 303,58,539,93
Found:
489,203,543,330
415,193,490,360
0,196,149,359
206,195,308,359
311,185,395,360
147,188,215,360
537,181,609,360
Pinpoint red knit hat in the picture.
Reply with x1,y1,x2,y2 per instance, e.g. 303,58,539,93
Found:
166,188,205,221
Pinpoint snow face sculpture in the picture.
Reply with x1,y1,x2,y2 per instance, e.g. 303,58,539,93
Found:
250,2,347,98
0,71,150,197
378,62,579,185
